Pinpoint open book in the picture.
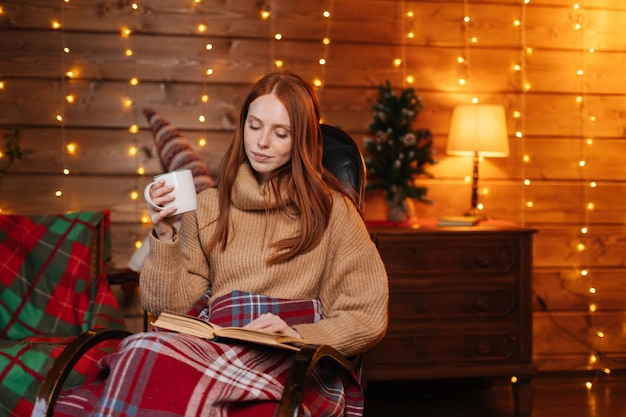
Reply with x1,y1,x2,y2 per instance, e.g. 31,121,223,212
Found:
151,311,309,351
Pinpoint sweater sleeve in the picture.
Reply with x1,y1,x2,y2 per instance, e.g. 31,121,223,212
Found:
139,210,211,317
292,197,389,356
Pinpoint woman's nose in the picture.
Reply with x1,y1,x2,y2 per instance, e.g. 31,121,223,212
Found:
258,131,270,148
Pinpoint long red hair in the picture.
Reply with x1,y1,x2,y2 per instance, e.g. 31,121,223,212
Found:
208,71,354,264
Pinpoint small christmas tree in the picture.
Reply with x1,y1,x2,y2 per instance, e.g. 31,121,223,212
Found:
364,81,435,207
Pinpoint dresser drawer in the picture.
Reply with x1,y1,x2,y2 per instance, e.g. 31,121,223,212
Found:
377,233,519,275
364,329,521,370
388,285,516,321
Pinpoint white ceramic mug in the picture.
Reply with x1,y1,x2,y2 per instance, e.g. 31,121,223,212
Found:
144,169,197,217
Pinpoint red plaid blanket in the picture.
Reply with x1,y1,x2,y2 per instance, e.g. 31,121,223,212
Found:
0,211,126,417
54,291,364,416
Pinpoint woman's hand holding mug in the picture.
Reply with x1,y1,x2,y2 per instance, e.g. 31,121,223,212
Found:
144,169,197,242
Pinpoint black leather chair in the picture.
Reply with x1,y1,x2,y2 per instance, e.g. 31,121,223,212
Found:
34,124,367,417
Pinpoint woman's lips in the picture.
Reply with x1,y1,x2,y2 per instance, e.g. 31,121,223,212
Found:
252,152,271,163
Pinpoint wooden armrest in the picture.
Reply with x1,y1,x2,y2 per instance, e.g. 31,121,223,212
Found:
32,328,133,417
277,344,361,417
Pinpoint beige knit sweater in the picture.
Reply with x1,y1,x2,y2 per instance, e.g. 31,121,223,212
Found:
140,164,388,356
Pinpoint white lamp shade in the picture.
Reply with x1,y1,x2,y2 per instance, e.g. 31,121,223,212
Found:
447,104,510,157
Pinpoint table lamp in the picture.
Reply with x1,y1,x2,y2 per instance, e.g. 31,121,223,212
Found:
446,104,509,217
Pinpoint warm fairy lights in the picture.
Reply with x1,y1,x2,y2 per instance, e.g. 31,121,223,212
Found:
3,0,616,383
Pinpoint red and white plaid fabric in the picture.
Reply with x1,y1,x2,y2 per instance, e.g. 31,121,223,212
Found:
53,292,363,417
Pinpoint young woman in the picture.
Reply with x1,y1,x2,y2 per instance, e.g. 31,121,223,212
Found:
55,72,388,417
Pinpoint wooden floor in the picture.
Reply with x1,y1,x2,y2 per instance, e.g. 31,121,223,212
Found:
363,372,626,417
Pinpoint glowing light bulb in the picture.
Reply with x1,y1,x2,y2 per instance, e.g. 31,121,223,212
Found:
585,381,592,389
134,240,143,249
580,269,588,276
323,10,330,18
274,33,282,40
577,243,585,251
206,68,214,75
526,201,534,208
319,58,326,65
586,202,595,211
322,37,330,45
63,168,70,175
394,58,402,67
0,81,4,89
52,21,61,29
130,190,138,200
56,114,64,122
199,115,206,122
313,78,322,87
129,124,139,133
596,331,605,338
510,376,518,383
125,49,133,56
590,181,597,188
457,56,464,63
589,286,596,293
274,60,283,68
459,78,466,85
581,227,588,234
137,166,145,175
202,94,209,102
124,99,133,107
406,75,414,83
199,138,207,147
63,47,70,54
589,303,597,312
122,27,132,37
128,146,138,156
260,10,270,19
524,179,531,186
65,95,75,103
130,77,139,86
205,43,213,50
407,32,415,39
66,143,77,155
198,24,207,32
578,160,586,167
55,190,63,197
141,215,150,224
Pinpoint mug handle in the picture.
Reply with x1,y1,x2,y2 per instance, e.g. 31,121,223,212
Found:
144,181,165,211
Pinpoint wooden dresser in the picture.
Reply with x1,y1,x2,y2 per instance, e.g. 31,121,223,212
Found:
364,225,536,416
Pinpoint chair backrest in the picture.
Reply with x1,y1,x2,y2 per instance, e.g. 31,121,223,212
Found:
320,124,366,208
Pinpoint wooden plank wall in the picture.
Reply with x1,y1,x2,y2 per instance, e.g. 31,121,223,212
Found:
2,0,626,373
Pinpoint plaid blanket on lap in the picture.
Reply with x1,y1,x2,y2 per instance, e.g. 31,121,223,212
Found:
0,211,126,417
54,291,364,417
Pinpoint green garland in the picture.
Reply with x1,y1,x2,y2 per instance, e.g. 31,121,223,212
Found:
364,81,435,205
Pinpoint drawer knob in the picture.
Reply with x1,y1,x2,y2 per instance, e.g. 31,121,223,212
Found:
475,296,491,311
477,340,491,355
474,253,490,267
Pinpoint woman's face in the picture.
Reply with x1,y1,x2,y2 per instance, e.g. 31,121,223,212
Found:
244,92,293,184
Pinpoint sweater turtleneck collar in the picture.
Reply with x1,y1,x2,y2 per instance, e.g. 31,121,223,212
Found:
231,164,293,211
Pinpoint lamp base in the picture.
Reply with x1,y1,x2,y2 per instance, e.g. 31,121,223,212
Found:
464,206,487,220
